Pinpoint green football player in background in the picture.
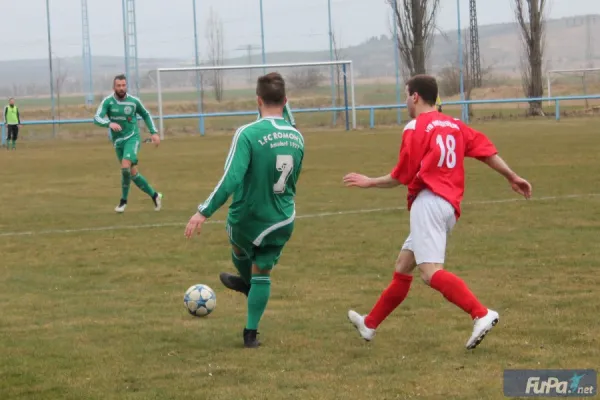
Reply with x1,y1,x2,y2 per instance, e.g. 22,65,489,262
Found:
94,74,163,213
257,98,296,128
185,72,304,348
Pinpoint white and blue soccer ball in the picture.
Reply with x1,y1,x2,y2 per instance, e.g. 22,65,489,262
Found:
184,284,216,317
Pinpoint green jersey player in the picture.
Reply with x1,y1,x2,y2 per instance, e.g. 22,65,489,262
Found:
94,74,163,213
257,99,296,127
185,72,304,348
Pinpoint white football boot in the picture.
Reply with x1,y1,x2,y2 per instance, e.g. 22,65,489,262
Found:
153,192,163,211
347,310,376,341
465,309,499,349
115,200,127,213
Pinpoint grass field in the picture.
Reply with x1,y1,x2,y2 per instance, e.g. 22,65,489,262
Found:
1,119,599,399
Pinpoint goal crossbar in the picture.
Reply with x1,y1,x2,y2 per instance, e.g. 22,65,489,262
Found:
546,67,600,101
157,60,355,73
155,60,357,138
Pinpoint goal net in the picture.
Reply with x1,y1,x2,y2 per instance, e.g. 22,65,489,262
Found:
154,61,356,139
547,68,600,109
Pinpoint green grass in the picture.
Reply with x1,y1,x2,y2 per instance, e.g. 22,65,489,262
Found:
1,119,600,399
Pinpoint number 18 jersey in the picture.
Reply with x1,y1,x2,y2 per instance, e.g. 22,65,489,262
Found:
390,111,497,219
198,117,304,244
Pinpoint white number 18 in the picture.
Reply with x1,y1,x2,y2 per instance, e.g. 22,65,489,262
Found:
436,134,457,168
273,154,294,194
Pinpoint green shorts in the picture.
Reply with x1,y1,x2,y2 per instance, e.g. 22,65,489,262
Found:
114,135,141,165
226,221,294,270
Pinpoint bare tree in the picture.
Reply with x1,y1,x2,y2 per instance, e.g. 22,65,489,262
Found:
438,30,497,118
438,34,474,116
388,0,440,80
54,57,69,123
332,31,346,124
514,0,547,116
288,68,325,91
206,7,225,102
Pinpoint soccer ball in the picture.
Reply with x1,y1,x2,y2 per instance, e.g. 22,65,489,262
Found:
184,284,216,317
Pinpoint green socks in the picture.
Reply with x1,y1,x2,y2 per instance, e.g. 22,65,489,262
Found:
120,169,156,201
232,252,252,284
131,173,156,198
246,275,271,330
121,168,131,200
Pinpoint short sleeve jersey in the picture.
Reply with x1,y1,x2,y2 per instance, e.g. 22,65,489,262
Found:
390,111,497,218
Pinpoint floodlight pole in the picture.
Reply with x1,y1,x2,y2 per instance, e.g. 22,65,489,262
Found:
46,0,57,137
192,0,205,135
457,0,467,122
392,0,401,124
259,0,266,74
328,0,337,126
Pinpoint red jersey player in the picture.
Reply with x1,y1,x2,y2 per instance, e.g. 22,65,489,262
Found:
343,75,532,349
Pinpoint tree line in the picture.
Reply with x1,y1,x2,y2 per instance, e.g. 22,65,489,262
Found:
390,0,546,116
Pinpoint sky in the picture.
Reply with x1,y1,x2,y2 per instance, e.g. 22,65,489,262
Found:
1,0,599,62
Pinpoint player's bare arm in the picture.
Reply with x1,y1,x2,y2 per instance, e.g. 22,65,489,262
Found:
479,154,532,199
343,173,401,188
185,212,207,238
109,122,122,132
150,133,160,146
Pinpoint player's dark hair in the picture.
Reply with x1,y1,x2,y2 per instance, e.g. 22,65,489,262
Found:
256,72,286,106
406,74,438,106
114,74,127,83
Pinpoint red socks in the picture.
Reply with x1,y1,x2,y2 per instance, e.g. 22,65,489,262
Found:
429,269,488,319
363,269,488,330
364,272,413,329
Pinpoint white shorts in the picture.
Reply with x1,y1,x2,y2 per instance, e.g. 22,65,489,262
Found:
401,189,457,265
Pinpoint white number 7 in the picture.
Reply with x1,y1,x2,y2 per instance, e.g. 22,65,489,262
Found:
273,154,294,194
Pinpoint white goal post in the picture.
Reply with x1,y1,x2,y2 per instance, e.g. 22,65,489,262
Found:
155,60,357,139
547,67,600,103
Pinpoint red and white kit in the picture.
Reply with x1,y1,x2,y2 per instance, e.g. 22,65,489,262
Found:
390,111,498,265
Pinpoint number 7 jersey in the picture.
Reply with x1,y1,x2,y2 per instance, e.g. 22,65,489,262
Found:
390,111,497,219
198,117,304,241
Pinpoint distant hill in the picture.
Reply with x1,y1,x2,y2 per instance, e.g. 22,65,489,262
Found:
1,14,599,97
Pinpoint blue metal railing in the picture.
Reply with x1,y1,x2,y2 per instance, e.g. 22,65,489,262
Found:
2,94,600,145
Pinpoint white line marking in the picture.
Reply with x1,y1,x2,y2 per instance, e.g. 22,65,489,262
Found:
0,193,598,238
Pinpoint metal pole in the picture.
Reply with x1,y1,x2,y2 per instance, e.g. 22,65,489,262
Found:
259,0,266,74
349,61,357,129
131,0,140,96
192,0,205,135
392,0,401,125
122,0,129,79
328,0,337,126
457,0,466,121
81,0,93,106
342,64,349,131
46,0,57,137
157,69,164,140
